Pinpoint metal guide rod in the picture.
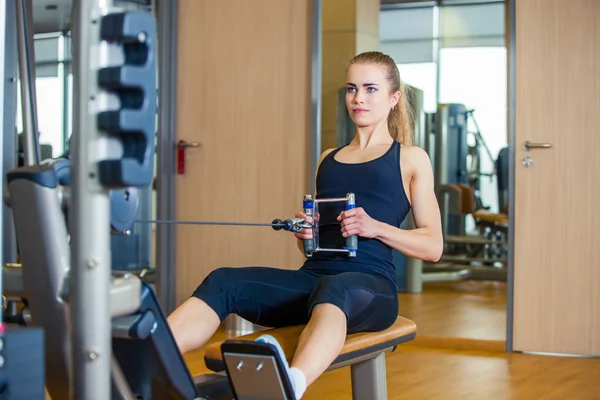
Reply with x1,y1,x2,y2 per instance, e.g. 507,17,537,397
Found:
70,0,113,397
15,0,40,165
2,0,18,268
0,0,7,323
156,0,179,315
309,0,322,196
466,109,495,168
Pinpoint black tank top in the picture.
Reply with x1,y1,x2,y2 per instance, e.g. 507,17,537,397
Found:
301,140,411,288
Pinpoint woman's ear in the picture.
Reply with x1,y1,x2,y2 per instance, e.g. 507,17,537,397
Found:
391,90,401,109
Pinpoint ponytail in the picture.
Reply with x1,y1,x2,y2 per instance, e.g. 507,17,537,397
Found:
388,81,414,145
349,52,414,145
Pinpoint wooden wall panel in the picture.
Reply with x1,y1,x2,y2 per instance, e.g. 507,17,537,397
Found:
174,0,311,305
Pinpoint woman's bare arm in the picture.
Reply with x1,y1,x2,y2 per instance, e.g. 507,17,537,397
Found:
373,146,443,261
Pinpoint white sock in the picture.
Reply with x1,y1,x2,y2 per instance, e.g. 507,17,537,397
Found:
288,367,307,400
256,335,307,399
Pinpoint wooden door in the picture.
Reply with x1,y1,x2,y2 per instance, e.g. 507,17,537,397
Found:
174,1,312,305
512,0,600,355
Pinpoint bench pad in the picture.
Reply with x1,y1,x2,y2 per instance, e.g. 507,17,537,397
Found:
204,316,417,372
472,210,509,225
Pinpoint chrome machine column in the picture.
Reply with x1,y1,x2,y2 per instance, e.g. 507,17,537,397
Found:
70,0,157,397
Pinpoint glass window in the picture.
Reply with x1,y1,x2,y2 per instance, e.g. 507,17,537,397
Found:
15,75,65,159
438,46,508,213
440,3,505,48
14,34,70,160
397,62,438,113
380,7,436,64
67,73,73,147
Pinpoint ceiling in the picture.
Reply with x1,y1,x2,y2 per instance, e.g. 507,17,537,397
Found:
31,0,73,34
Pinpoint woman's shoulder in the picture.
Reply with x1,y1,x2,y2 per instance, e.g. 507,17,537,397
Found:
315,148,337,171
321,148,337,159
400,144,434,177
401,144,431,164
319,148,337,162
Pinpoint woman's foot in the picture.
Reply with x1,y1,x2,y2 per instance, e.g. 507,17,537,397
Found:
256,334,307,399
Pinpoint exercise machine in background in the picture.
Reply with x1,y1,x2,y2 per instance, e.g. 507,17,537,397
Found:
2,0,155,340
424,103,509,283
0,0,46,397
3,1,228,398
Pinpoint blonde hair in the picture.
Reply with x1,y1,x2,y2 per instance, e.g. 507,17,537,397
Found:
349,51,414,146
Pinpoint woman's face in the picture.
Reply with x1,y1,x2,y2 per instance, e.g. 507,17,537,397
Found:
345,63,398,128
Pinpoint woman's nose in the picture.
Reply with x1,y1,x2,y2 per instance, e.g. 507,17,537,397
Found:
354,90,365,103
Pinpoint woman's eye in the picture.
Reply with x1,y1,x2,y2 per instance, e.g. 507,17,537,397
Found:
367,87,377,92
346,87,356,93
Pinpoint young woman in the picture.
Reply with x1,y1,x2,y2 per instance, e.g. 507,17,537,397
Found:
167,51,443,399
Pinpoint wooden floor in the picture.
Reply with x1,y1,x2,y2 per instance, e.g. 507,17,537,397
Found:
184,336,600,400
183,280,600,399
302,345,600,400
400,280,508,350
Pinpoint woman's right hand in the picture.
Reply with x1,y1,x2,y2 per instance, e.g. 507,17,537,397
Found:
293,211,313,240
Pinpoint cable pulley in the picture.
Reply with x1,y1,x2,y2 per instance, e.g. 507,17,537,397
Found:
135,218,313,233
130,192,358,257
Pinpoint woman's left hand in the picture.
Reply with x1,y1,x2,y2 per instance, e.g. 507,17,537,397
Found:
338,207,382,239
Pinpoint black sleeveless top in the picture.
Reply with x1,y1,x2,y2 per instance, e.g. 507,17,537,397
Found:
301,140,411,288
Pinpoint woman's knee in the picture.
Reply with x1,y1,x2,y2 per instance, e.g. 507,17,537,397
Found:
202,267,234,286
193,267,242,297
307,275,348,320
309,273,398,333
191,267,238,320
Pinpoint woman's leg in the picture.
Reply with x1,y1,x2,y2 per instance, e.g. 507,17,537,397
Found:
167,297,222,354
167,266,319,354
289,302,347,386
259,271,398,398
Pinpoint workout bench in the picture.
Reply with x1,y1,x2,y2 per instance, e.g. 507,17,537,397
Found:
204,316,417,400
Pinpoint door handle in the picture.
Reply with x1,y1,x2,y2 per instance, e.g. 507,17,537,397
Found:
177,140,202,174
523,140,552,151
178,141,202,149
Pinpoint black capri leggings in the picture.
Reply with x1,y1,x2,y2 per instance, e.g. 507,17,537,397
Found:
192,266,399,334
